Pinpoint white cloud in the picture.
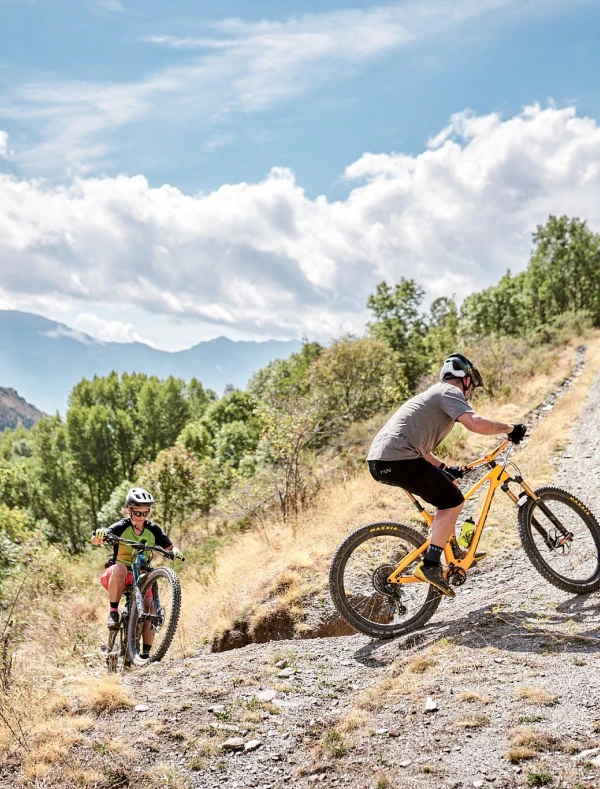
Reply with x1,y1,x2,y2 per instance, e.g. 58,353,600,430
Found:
96,0,124,12
1,0,582,173
72,313,147,344
1,105,600,341
43,326,100,345
0,131,9,158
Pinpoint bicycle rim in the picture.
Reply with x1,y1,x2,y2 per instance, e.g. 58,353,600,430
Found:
330,522,440,639
128,568,181,665
520,487,600,592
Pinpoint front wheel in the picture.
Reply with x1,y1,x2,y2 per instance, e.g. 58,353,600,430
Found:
127,567,182,666
518,486,600,594
329,521,441,639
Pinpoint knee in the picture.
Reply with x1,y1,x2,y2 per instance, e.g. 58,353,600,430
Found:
111,564,127,581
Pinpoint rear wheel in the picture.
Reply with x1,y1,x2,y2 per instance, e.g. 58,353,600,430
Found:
329,521,441,639
518,486,600,594
127,567,181,666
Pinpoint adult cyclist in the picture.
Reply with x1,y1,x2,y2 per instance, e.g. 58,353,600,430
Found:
91,487,184,656
367,353,526,598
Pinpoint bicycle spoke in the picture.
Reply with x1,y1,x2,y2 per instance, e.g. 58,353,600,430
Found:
529,497,599,583
340,533,430,631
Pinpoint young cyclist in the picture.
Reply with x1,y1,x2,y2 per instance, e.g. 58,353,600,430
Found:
92,487,184,657
367,353,526,598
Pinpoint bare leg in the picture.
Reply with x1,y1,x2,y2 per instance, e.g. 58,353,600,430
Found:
430,502,464,547
107,563,128,602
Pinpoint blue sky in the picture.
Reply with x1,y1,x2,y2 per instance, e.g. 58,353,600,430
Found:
1,0,600,350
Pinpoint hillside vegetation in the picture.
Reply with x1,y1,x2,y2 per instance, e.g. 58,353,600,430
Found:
0,388,44,431
2,214,600,785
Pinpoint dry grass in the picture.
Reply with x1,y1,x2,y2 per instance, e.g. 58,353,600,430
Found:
455,712,491,728
338,709,369,732
407,656,437,673
506,727,559,762
75,675,134,713
3,331,600,784
514,686,559,706
458,690,493,704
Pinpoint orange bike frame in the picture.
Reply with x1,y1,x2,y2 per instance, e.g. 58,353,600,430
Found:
386,440,538,585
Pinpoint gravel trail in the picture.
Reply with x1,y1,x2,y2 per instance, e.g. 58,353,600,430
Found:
38,353,600,789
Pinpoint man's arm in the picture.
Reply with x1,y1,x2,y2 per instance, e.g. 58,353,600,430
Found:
458,412,514,435
422,452,445,467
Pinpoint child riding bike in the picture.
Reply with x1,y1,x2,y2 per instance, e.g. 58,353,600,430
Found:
91,487,184,659
367,353,526,598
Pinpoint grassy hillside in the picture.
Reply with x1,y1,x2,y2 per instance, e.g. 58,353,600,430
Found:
2,331,599,785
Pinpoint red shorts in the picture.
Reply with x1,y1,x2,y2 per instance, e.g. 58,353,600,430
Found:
100,565,134,590
100,566,153,599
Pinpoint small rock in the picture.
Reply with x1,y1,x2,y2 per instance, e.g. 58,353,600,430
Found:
257,689,277,702
221,737,245,752
375,728,388,735
134,704,149,712
473,782,484,788
278,668,295,678
244,740,262,752
399,760,412,767
208,704,226,713
424,696,438,713
572,746,600,760
274,659,288,669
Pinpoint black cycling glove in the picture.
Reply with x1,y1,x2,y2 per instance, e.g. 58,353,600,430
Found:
508,423,527,444
442,465,464,480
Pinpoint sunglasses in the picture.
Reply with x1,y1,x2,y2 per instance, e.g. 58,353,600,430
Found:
131,508,150,518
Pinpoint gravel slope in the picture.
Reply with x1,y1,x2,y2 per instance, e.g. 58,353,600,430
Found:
10,352,600,789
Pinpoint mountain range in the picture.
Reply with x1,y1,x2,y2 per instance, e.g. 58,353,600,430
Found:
0,311,301,415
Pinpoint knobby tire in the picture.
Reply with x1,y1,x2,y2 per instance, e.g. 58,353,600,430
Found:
329,521,441,639
127,567,181,666
518,486,600,594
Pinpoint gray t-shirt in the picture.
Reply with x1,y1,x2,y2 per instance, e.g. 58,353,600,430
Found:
367,382,474,461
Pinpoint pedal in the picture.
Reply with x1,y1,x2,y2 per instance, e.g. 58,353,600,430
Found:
446,564,467,586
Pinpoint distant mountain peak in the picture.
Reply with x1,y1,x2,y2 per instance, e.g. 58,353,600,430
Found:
0,309,302,413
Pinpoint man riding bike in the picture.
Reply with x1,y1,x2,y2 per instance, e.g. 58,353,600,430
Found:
91,487,184,659
367,353,526,598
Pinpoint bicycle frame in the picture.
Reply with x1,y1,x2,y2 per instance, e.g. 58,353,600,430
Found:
386,439,541,585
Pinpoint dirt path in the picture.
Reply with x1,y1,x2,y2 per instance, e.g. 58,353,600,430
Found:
13,352,600,789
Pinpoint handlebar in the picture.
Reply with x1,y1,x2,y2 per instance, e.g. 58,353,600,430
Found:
100,535,185,561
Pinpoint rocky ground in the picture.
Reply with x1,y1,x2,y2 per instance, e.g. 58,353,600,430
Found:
6,350,600,789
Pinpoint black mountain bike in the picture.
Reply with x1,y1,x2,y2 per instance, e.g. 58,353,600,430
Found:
104,537,183,672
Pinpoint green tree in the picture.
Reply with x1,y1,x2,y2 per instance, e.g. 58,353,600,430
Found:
424,297,459,361
248,341,324,400
28,417,89,551
214,420,259,468
367,279,428,389
255,397,321,524
307,336,408,427
177,420,213,460
528,215,600,325
137,445,200,536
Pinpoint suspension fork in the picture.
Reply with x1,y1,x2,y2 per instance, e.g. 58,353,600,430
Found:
503,478,570,549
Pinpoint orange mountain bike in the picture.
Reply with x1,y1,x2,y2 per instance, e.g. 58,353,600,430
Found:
329,440,600,639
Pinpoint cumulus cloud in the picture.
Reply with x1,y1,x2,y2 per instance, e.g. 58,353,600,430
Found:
73,313,147,344
1,105,600,340
0,132,9,158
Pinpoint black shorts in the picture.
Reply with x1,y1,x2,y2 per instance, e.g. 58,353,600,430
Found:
368,457,464,510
